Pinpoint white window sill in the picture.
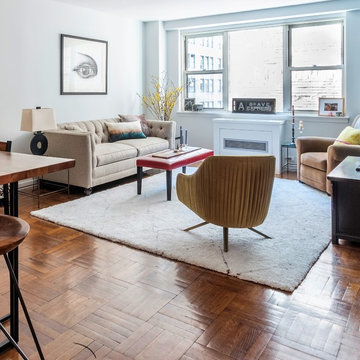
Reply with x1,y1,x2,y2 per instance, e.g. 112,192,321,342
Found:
176,110,350,123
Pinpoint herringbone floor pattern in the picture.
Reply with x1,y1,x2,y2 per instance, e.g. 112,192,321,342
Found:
1,172,360,359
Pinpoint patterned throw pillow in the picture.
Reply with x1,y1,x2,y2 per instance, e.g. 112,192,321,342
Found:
118,114,150,137
334,126,360,145
105,121,146,142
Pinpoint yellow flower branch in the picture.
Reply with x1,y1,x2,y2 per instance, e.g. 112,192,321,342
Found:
139,75,182,121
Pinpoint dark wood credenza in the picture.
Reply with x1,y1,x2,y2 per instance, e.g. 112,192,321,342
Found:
327,156,360,244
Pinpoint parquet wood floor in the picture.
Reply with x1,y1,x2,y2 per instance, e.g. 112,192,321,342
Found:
1,171,359,359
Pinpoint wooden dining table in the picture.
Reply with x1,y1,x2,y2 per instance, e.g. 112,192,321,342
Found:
0,151,75,353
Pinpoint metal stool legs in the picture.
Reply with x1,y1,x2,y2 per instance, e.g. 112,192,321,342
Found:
1,253,45,360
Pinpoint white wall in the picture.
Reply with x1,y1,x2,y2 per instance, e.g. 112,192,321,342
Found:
0,0,143,152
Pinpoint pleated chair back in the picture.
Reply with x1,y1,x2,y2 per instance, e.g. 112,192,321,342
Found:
177,155,275,229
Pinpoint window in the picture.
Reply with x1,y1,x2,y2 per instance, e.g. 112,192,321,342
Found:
228,27,283,112
289,22,343,111
209,79,214,93
185,34,224,109
184,20,343,112
200,78,204,92
188,54,195,69
188,77,196,93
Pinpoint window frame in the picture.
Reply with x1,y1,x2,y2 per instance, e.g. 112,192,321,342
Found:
287,20,344,112
183,19,344,113
184,32,226,110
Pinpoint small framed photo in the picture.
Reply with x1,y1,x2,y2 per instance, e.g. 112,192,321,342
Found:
61,34,108,95
184,98,195,111
192,104,203,111
318,98,345,116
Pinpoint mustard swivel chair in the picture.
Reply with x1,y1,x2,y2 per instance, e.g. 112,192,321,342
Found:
176,155,275,252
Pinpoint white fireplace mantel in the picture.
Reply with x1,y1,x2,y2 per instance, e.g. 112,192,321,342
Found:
213,118,286,174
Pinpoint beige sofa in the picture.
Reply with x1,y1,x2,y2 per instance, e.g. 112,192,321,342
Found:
44,117,175,193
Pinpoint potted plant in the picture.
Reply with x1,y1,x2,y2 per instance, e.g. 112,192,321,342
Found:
139,74,182,121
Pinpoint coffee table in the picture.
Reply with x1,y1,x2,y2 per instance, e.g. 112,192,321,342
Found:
136,147,213,200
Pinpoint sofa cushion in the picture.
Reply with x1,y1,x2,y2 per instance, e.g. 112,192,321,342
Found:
119,137,169,156
105,121,146,142
119,114,150,137
301,152,327,171
334,126,360,145
95,143,137,167
59,118,119,144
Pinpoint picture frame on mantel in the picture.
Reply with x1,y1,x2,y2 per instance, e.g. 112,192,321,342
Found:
318,97,345,116
60,34,108,95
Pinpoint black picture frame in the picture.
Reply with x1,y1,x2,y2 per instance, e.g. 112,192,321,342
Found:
232,98,276,114
60,34,108,95
184,98,195,111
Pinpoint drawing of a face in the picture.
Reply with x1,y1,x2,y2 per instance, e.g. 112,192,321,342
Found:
73,53,98,79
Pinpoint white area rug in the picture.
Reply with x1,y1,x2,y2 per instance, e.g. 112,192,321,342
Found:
31,169,331,291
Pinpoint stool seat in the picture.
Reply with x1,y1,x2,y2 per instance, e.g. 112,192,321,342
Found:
0,215,30,254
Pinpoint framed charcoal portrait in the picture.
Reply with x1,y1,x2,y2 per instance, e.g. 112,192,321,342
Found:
61,34,108,95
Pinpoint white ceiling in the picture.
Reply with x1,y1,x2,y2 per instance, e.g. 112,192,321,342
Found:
51,0,333,21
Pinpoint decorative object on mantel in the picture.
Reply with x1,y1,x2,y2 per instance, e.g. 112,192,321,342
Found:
60,34,108,95
139,74,182,121
291,105,295,144
318,97,345,117
184,98,195,111
232,98,276,114
290,106,304,144
178,126,188,148
20,107,56,155
192,104,203,112
31,168,331,292
299,120,304,134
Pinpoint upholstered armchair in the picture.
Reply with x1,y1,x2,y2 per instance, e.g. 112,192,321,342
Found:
176,155,275,252
296,115,360,194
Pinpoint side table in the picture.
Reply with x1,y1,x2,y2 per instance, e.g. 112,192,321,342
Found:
281,142,296,175
327,156,360,244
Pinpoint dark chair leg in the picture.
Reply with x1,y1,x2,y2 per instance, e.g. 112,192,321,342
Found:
4,254,45,360
248,227,271,239
0,322,29,360
3,184,9,215
223,227,228,252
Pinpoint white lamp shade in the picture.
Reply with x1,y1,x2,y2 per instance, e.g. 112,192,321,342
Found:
21,108,56,132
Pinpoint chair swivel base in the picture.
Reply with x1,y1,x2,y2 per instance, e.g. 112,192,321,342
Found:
184,222,271,252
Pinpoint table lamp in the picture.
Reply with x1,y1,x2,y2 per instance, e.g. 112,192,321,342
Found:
20,107,56,155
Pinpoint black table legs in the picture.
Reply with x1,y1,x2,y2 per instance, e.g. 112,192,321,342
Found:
137,167,174,201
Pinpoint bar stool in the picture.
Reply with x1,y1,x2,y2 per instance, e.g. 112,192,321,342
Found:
0,215,45,360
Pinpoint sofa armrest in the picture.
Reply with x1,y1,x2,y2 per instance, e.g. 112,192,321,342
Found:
327,144,360,173
296,136,335,180
147,120,176,149
44,130,96,189
296,136,335,155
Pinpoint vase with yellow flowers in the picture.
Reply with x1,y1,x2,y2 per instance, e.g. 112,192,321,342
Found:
139,74,182,121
